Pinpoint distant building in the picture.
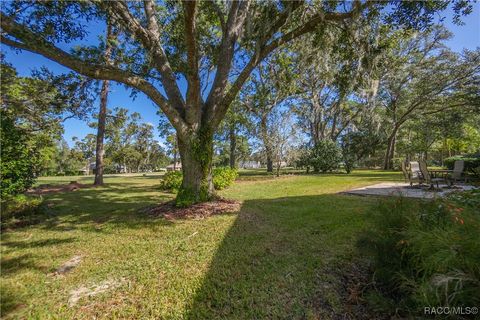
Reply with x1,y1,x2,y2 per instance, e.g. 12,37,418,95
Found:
166,162,182,171
238,161,261,169
79,162,127,174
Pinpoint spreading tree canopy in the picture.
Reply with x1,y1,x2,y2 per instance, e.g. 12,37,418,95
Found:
1,0,472,204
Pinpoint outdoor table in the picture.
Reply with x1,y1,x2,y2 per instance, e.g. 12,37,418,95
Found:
428,169,452,178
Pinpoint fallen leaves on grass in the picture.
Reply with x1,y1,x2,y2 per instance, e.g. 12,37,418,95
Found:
148,198,241,220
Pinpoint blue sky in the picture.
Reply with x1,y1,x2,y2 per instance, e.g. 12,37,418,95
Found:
2,3,479,146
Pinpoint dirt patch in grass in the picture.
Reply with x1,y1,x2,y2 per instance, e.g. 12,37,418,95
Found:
148,198,241,220
50,255,82,277
27,182,95,195
68,278,127,307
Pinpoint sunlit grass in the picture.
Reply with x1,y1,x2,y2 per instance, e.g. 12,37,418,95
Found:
1,170,401,319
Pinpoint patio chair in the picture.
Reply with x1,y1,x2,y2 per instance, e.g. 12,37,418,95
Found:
419,160,447,189
447,160,468,185
408,161,424,187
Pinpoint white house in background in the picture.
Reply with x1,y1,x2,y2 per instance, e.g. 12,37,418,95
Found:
238,161,261,169
166,162,182,171
78,162,95,175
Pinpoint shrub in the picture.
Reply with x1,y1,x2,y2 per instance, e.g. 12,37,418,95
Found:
159,167,238,192
159,171,183,191
212,167,238,190
309,140,342,173
1,112,37,197
358,193,480,316
444,155,480,177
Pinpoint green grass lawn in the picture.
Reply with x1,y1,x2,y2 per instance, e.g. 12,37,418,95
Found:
1,170,401,319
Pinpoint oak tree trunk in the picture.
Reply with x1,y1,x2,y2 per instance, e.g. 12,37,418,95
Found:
176,128,215,206
266,153,273,173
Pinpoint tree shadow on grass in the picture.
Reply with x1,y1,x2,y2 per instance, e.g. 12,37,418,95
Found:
0,254,47,276
3,184,174,233
2,237,76,250
1,183,175,318
185,194,372,319
0,285,25,317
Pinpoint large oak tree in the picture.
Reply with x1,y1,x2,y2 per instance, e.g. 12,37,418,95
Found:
1,0,470,204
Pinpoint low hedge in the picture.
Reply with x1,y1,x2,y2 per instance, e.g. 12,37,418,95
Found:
444,155,480,177
159,171,183,191
159,167,238,192
212,167,239,190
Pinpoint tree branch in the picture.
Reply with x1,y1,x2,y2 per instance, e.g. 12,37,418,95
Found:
205,0,251,116
183,0,202,126
106,1,186,111
143,0,161,40
218,1,370,126
421,102,471,115
0,14,188,134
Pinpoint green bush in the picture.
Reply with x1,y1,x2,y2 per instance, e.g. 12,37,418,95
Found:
212,167,238,190
444,155,480,177
159,167,238,192
357,193,480,316
309,140,342,173
1,112,37,197
159,171,183,191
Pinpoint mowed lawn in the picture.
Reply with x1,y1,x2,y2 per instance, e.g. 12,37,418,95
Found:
1,170,401,319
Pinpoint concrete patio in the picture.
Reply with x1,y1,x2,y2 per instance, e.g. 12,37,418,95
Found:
342,182,478,199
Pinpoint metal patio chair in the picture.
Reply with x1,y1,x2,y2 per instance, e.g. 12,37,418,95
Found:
419,160,447,189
